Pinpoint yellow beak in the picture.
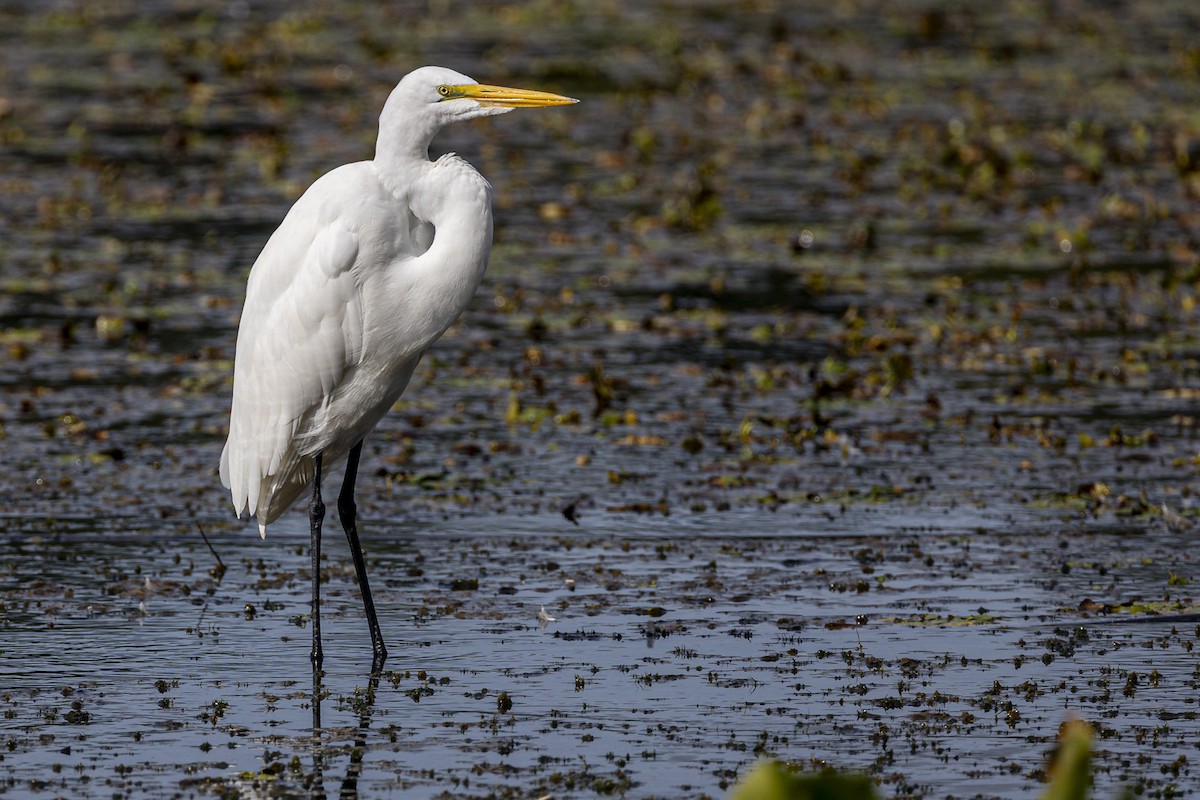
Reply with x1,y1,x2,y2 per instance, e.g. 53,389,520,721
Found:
446,83,579,108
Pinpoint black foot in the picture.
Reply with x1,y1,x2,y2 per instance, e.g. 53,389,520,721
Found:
370,647,387,675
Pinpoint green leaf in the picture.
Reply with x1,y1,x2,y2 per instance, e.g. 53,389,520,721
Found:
1041,720,1092,800
729,760,878,800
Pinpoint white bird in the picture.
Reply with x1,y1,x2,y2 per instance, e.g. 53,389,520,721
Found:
219,66,577,668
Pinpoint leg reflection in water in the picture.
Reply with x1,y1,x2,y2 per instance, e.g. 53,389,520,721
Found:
309,663,384,798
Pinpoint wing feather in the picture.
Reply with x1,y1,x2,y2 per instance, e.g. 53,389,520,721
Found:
220,157,483,535
220,202,363,527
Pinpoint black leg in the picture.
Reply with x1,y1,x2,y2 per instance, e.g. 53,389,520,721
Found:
338,439,387,667
310,452,325,669
311,656,323,734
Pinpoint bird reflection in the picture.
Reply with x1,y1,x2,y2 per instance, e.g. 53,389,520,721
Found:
308,658,384,798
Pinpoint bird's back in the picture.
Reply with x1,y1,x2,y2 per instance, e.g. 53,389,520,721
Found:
221,163,413,532
221,155,493,535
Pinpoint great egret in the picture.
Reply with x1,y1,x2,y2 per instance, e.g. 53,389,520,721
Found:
219,66,577,668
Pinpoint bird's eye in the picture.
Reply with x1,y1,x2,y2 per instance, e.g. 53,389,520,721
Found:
437,85,452,98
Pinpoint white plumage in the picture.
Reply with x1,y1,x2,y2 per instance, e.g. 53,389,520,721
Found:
218,66,576,668
219,66,575,538
220,153,489,535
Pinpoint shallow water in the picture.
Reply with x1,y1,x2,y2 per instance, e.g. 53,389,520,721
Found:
4,519,1200,798
2,0,1200,797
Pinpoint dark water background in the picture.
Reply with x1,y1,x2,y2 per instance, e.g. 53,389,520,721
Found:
2,1,1200,797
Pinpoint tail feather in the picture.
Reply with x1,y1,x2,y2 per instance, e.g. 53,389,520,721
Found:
221,434,331,536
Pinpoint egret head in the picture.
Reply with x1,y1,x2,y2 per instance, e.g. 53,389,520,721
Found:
379,66,577,159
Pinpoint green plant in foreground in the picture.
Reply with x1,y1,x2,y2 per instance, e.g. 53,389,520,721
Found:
729,719,1118,800
728,761,877,800
1041,719,1092,800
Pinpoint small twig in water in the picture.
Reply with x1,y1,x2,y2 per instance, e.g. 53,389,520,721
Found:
195,520,227,579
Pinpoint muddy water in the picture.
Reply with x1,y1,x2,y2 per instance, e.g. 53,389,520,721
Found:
2,0,1200,797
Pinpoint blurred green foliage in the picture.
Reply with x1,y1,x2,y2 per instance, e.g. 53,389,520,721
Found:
729,761,877,800
730,719,1128,800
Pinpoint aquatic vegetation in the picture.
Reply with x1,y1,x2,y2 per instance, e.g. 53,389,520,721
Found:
728,719,1100,800
1,0,1199,796
729,760,878,800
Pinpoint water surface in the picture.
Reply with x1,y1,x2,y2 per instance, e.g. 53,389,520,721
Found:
2,0,1200,797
